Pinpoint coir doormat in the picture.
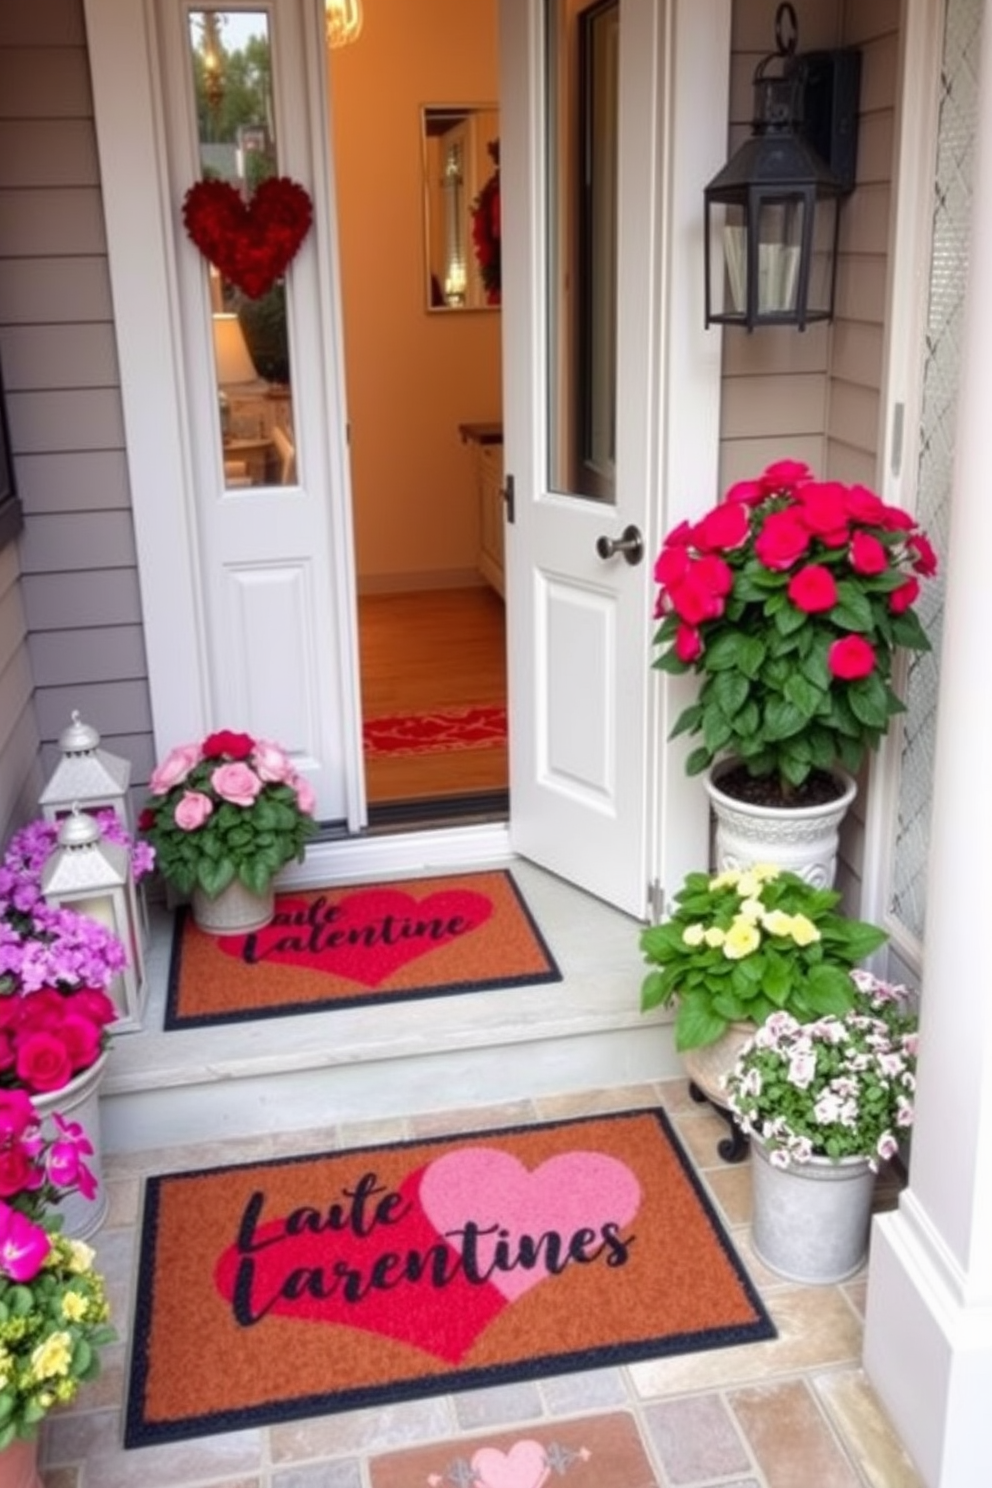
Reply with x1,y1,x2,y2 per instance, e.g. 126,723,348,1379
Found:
363,705,507,757
125,1108,775,1447
165,870,561,1030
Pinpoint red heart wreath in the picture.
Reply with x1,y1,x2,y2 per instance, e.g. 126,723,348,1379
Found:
182,175,314,299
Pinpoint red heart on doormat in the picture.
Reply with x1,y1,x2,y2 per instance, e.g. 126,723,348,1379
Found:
182,176,313,298
215,886,495,987
213,1162,508,1363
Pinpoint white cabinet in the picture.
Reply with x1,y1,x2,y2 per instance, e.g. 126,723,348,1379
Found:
459,421,504,596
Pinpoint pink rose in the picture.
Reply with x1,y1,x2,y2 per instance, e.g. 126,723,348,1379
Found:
0,1145,35,1198
760,459,812,494
0,1090,37,1141
667,572,725,625
15,1032,73,1093
174,790,214,830
796,481,850,535
849,531,888,575
149,742,202,795
211,762,263,808
828,635,876,680
907,532,938,576
787,565,838,613
56,1014,103,1072
252,739,294,783
693,501,750,552
674,624,703,663
653,544,691,588
889,577,920,614
291,774,317,816
754,510,811,570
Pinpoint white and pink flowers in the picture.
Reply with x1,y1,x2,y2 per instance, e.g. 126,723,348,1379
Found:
651,461,937,796
140,729,318,899
725,973,918,1170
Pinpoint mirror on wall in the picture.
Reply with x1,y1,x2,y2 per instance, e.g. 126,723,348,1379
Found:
188,8,298,488
422,105,501,312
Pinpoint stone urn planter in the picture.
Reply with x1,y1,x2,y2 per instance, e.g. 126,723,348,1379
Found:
704,761,857,889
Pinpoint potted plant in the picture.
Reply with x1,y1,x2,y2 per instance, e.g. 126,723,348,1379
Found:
723,972,917,1283
138,728,318,934
0,815,143,1237
0,1088,115,1483
640,864,887,1106
651,461,937,880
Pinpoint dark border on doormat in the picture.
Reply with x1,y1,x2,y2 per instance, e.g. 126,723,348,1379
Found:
124,1107,776,1448
164,867,561,1030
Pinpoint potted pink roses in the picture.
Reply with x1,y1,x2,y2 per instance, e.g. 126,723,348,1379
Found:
139,729,318,932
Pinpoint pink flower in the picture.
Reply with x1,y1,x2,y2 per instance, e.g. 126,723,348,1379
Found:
202,729,255,760
0,1144,36,1198
693,501,750,552
796,481,850,536
787,565,838,613
845,484,887,524
653,544,691,588
251,739,294,784
0,1089,38,1141
0,1201,51,1283
15,1032,73,1093
149,742,202,795
725,478,766,506
907,532,938,576
174,790,214,831
754,510,811,570
675,624,703,663
849,530,888,575
211,763,263,808
760,459,812,493
889,577,920,614
291,774,317,816
828,635,877,680
668,571,726,625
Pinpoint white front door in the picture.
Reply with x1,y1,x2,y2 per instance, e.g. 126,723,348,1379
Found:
500,0,728,918
88,0,361,826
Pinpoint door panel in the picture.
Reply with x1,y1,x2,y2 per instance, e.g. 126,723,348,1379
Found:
501,0,657,916
155,0,355,821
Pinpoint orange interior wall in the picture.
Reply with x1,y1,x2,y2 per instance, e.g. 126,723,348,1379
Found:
328,0,502,589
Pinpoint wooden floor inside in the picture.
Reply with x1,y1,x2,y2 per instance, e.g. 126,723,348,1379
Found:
358,586,508,805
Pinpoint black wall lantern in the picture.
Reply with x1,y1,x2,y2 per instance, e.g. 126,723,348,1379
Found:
704,3,861,331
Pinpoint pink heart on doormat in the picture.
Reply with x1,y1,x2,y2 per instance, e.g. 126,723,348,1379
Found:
471,1441,552,1488
216,886,495,987
419,1148,642,1301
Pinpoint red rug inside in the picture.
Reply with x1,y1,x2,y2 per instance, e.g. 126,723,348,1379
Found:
362,705,507,757
166,869,560,1029
125,1107,774,1447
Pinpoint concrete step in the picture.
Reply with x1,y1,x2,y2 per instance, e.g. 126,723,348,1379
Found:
100,853,679,1153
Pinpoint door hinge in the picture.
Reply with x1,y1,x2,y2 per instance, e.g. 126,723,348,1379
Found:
502,472,515,524
648,879,665,923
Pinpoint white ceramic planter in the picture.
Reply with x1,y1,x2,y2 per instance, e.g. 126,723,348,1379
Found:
705,762,857,888
750,1135,877,1284
33,1049,110,1240
191,879,275,934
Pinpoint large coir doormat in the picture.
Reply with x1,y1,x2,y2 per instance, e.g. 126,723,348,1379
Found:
165,869,560,1029
125,1108,775,1447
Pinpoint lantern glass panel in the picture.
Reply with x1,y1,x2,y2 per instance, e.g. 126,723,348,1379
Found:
754,197,804,315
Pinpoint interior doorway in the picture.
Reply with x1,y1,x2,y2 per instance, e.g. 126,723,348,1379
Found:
326,3,507,823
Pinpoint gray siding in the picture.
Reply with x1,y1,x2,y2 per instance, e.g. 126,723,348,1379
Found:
0,0,152,827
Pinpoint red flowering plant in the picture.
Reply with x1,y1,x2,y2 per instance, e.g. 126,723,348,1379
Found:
470,140,501,305
0,1089,114,1444
652,461,938,804
139,729,318,898
0,814,143,1097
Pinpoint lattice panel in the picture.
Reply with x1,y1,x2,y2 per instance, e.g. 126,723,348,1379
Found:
890,0,982,945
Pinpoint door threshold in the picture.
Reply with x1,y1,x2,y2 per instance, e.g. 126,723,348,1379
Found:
365,789,509,833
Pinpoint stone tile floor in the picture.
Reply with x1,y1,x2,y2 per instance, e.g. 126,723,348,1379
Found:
37,1081,923,1488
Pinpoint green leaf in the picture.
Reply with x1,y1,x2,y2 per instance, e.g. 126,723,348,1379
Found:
831,581,875,631
675,993,730,1052
763,697,808,741
684,745,713,776
669,702,704,738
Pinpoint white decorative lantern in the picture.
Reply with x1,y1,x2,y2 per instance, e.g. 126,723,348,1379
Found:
39,711,133,831
41,807,146,1031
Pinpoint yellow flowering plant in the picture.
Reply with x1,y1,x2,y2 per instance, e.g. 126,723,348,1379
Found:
0,1090,114,1445
640,866,888,1052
